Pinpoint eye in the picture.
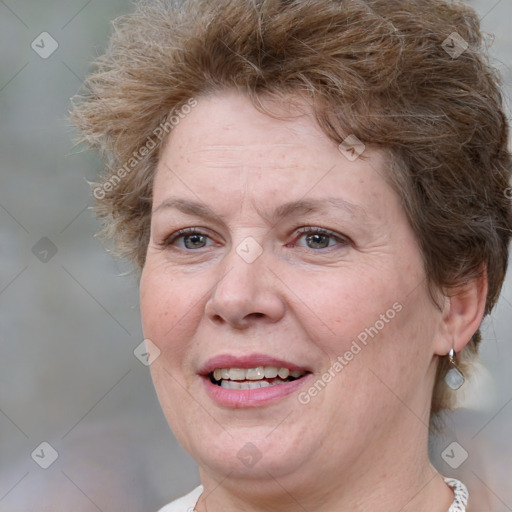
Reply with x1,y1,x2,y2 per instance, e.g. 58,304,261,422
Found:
161,226,351,252
291,227,350,250
162,228,214,250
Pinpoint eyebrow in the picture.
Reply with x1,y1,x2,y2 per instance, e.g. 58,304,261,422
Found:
152,197,368,225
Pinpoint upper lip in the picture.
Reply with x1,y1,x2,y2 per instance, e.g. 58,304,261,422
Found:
198,354,311,376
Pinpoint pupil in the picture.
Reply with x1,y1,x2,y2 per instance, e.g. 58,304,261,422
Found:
307,233,328,249
185,234,205,249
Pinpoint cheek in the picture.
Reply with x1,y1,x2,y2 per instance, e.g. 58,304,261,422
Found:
336,287,439,409
148,358,202,456
140,263,192,336
140,268,200,438
140,266,187,368
292,266,401,351
140,261,213,381
299,260,435,388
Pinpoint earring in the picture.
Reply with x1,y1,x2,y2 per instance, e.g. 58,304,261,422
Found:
444,348,465,390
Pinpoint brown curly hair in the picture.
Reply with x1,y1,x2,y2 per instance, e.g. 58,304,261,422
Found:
69,0,512,421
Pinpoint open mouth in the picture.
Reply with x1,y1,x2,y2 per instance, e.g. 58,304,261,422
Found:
209,366,309,390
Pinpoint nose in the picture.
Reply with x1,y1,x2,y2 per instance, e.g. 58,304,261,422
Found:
204,245,286,330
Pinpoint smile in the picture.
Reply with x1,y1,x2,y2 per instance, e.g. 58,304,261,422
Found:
210,366,306,389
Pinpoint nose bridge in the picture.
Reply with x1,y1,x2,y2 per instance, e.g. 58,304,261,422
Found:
205,234,284,327
213,234,265,305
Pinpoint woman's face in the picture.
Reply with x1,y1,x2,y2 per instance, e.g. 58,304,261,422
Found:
140,90,443,486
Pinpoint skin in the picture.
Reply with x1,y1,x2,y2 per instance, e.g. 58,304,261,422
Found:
140,89,487,512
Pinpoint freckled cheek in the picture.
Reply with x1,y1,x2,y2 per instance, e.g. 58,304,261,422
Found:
141,302,182,347
308,277,387,335
141,274,203,367
140,277,177,339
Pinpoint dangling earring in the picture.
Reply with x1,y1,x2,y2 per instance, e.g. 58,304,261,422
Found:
444,348,465,390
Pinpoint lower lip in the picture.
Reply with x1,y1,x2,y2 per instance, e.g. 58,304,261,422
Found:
202,374,314,408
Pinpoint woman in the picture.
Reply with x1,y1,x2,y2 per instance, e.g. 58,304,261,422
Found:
70,0,512,510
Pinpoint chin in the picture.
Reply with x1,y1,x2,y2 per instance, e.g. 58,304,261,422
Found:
187,427,312,480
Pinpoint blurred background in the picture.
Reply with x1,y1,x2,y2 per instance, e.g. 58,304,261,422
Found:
0,1,510,511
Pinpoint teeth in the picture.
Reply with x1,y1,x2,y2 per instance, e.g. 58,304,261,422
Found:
211,366,305,382
228,368,246,381
264,367,278,378
278,367,290,379
220,380,272,390
246,367,265,380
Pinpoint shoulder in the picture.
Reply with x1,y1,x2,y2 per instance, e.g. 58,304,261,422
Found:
156,485,204,512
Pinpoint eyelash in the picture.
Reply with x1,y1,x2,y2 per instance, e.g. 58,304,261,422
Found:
161,226,350,251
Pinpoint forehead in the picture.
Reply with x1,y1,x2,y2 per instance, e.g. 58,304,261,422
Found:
153,90,394,222
163,91,334,170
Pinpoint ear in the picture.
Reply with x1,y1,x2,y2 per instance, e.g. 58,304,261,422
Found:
433,268,488,356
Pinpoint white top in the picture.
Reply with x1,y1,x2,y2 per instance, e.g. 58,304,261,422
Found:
157,485,204,512
157,477,468,512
